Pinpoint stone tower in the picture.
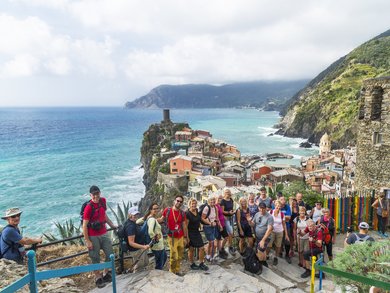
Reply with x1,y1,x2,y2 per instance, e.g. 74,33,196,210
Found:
356,77,390,194
319,133,331,158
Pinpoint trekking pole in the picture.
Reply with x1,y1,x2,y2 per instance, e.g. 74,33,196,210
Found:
211,226,215,263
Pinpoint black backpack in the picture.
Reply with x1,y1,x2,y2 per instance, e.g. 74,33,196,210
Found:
80,199,106,226
243,247,262,274
117,219,132,253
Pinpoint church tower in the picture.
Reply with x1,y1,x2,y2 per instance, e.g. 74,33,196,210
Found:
319,133,331,158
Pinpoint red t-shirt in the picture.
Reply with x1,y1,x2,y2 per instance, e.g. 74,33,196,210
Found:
162,207,186,238
83,198,107,236
304,226,323,250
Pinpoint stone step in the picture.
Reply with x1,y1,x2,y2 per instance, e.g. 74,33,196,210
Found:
271,256,310,283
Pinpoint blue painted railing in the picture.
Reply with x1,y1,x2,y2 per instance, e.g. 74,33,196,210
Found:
1,250,117,293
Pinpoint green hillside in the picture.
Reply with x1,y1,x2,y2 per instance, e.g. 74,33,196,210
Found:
279,29,390,147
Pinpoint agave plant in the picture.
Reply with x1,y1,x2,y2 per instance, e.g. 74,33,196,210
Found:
266,183,284,199
108,201,132,226
43,219,84,245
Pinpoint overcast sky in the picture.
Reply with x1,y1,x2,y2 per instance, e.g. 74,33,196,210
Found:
0,0,389,106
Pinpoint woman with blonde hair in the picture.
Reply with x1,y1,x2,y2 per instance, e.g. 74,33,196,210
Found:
268,200,289,266
293,206,309,267
185,198,208,271
236,196,254,254
202,195,221,262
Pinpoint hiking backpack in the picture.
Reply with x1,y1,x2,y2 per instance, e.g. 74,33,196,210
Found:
354,233,371,244
139,218,157,245
80,199,106,226
242,247,261,274
319,216,333,245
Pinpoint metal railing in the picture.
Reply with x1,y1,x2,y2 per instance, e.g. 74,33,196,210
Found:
0,250,117,293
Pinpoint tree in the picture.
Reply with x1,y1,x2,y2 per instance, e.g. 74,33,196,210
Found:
282,181,323,207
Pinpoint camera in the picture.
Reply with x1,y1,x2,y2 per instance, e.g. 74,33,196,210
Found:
90,221,102,231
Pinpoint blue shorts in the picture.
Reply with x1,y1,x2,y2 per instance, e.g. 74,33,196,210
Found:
204,226,217,241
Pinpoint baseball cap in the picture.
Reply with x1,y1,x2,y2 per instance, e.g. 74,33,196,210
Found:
128,206,140,216
259,202,267,209
89,185,100,194
358,222,369,229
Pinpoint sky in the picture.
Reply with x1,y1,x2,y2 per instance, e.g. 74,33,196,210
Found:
0,0,389,107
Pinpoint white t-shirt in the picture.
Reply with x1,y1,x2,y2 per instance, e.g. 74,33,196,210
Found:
203,205,217,223
271,210,284,233
312,208,323,223
294,217,309,239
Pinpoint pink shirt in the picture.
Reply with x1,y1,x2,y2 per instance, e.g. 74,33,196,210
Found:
216,204,225,227
271,210,285,233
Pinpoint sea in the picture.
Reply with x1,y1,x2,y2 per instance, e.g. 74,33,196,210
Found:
0,107,318,236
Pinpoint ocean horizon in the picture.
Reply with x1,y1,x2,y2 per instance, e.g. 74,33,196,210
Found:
0,107,318,236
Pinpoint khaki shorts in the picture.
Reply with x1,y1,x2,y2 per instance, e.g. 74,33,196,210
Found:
298,237,309,253
88,234,113,264
268,231,283,248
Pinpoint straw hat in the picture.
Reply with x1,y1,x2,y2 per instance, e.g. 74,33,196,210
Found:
1,207,22,220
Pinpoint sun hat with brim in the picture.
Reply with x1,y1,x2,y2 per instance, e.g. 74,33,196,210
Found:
1,208,22,220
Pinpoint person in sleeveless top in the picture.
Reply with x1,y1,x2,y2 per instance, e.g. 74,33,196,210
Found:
372,192,389,237
236,197,254,254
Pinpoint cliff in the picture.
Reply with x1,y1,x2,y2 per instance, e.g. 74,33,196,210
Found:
277,29,390,147
138,119,190,213
125,80,308,111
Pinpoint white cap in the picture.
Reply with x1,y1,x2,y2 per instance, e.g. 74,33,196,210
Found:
358,222,369,229
128,206,140,216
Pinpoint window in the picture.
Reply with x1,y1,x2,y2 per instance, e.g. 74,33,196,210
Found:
371,86,383,121
373,132,382,145
173,162,176,166
172,168,178,172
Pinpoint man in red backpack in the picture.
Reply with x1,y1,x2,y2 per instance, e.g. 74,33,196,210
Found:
300,219,323,278
317,208,336,261
83,185,117,288
161,195,188,276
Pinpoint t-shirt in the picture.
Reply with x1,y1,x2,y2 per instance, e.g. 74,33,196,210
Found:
221,198,234,217
280,204,292,228
147,217,164,251
304,227,323,250
346,233,375,245
258,197,273,209
253,212,274,240
162,207,186,238
270,210,284,233
294,217,309,239
124,220,139,251
312,208,323,223
0,225,23,262
203,205,217,223
83,198,107,236
215,204,225,227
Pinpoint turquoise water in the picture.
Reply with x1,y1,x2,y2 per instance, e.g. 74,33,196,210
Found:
0,108,317,235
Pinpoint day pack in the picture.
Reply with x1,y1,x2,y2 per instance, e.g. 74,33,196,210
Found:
117,219,157,253
354,233,371,244
243,247,261,274
319,216,333,245
199,203,211,224
79,199,106,226
139,219,157,245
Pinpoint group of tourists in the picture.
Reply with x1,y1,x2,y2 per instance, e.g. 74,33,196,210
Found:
1,185,386,289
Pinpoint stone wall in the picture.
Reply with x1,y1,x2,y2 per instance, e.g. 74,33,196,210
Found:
356,76,390,194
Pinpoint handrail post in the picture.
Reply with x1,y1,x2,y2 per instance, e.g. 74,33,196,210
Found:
110,254,117,293
27,250,38,293
310,256,316,293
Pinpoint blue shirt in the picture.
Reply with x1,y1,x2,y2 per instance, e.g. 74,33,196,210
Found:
0,225,23,262
280,204,292,229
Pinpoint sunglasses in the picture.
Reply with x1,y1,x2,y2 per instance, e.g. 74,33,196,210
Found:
11,214,21,219
176,200,183,203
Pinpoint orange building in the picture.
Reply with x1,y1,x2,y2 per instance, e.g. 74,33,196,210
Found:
169,155,193,175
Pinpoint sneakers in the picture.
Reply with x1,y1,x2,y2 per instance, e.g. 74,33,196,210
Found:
175,272,185,277
190,263,200,270
228,246,236,255
301,269,311,278
219,249,228,259
273,257,278,266
95,278,106,289
205,255,212,262
199,262,209,271
102,272,112,283
285,256,292,264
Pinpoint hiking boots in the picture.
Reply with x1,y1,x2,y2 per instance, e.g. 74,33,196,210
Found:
95,278,106,288
261,261,268,268
273,257,278,266
175,272,185,277
190,263,200,270
285,256,292,264
102,272,112,283
301,269,311,278
219,249,228,259
228,246,236,255
199,262,209,271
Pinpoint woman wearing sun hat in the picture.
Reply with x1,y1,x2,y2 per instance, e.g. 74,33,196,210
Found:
1,207,42,264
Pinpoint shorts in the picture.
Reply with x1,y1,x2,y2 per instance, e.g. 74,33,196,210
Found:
216,226,229,240
268,231,283,248
88,234,113,264
239,225,253,238
224,217,233,235
297,237,309,253
204,226,218,241
256,237,271,253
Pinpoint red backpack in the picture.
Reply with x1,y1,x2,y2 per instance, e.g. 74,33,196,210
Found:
319,217,333,244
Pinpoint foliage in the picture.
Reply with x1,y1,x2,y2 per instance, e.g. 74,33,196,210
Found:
265,183,284,200
159,162,170,174
282,181,323,207
329,240,390,292
43,219,84,245
108,201,132,226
